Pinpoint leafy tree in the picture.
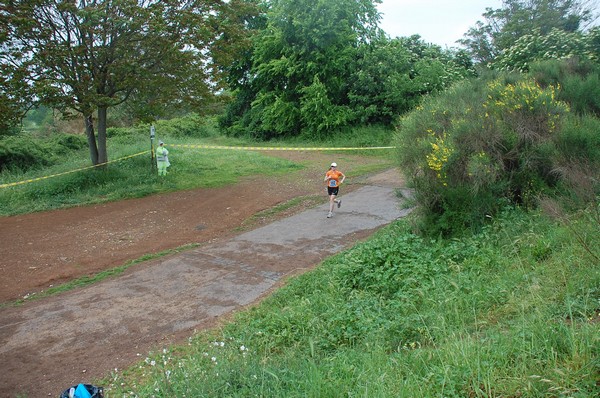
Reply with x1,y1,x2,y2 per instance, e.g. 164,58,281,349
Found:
494,27,596,71
221,0,476,139
220,0,381,139
460,0,595,65
583,25,600,61
1,0,255,164
347,36,475,125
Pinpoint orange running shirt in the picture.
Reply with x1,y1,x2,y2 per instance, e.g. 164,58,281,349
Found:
326,170,343,188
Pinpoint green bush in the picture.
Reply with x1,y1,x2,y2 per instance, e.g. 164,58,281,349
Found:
551,115,600,208
530,59,600,116
49,133,88,152
556,115,600,163
0,135,55,172
108,114,219,142
0,133,88,172
397,78,507,235
396,62,598,236
0,124,22,138
560,73,600,116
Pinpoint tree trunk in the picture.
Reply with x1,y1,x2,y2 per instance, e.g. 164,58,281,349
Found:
84,114,99,165
97,107,108,164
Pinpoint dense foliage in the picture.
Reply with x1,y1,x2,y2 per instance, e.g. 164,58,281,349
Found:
396,59,600,236
495,27,600,71
219,0,474,140
459,0,595,65
0,134,87,173
0,0,257,164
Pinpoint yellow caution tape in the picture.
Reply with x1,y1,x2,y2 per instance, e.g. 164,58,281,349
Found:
1,144,396,189
170,144,395,151
0,151,149,189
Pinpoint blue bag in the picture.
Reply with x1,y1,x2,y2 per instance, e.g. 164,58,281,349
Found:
59,383,103,398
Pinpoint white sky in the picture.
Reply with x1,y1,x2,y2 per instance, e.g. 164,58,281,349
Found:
377,0,503,48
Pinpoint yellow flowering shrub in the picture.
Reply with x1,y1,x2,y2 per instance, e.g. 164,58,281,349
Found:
396,60,598,236
425,130,453,185
483,80,569,140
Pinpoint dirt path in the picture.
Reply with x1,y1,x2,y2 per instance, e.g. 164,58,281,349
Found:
2,151,381,304
0,151,405,397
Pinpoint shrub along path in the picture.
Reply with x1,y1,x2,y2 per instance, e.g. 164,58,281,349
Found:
0,151,408,397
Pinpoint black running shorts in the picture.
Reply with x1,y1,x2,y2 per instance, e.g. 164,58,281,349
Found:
327,186,339,196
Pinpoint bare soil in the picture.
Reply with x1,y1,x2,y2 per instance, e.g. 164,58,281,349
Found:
0,151,402,397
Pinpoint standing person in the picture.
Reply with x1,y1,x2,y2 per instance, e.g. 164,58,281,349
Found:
324,162,345,218
156,140,170,176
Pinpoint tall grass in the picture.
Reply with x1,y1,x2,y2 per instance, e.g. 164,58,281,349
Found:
106,207,599,397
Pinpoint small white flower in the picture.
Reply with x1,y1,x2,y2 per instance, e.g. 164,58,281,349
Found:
150,360,156,366
240,345,246,351
211,356,217,362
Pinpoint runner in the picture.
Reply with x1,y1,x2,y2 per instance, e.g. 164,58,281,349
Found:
324,162,345,218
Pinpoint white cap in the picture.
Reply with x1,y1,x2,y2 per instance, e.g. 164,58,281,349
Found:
159,140,164,145
330,162,337,167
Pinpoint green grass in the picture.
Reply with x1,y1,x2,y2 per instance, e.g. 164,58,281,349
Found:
0,132,395,216
104,207,599,397
0,137,304,216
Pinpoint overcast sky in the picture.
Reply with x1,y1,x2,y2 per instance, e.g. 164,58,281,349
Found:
376,0,503,48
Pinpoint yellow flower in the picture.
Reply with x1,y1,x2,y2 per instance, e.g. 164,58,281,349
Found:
426,132,453,184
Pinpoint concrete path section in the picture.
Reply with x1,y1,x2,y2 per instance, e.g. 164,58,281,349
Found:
0,178,412,397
